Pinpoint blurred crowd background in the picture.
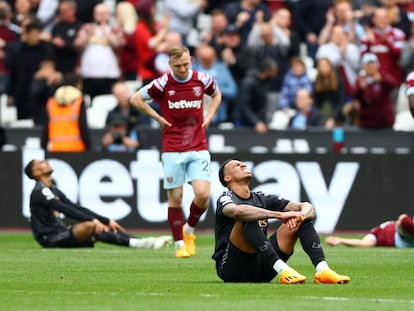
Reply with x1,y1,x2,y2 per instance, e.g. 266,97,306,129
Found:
1,0,414,146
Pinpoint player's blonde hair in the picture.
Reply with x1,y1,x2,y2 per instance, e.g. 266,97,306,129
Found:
168,45,190,60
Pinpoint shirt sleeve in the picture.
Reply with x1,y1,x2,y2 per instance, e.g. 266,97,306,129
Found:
216,193,233,216
265,194,290,212
47,187,109,224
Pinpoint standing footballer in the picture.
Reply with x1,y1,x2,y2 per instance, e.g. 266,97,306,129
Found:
130,45,222,258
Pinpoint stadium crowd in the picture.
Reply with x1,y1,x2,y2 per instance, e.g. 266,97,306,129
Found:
1,0,414,141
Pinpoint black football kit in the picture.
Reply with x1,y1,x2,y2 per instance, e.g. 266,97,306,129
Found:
29,181,132,247
212,190,326,282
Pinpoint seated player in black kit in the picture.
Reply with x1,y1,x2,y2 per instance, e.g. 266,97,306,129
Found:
24,159,172,249
212,159,350,284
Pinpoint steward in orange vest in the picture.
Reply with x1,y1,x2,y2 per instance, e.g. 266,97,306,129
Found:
44,84,90,152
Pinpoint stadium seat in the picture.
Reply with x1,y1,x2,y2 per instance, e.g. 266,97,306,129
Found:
0,94,17,126
9,119,34,128
125,80,142,95
87,94,118,129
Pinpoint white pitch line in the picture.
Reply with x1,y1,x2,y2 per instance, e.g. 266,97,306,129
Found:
304,296,414,304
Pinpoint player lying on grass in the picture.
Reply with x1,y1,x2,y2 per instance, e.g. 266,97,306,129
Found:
212,159,350,284
326,214,414,247
24,159,172,249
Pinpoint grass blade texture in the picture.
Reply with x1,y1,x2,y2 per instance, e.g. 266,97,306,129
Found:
0,232,413,311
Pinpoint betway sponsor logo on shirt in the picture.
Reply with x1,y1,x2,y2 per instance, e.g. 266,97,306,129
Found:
168,99,202,109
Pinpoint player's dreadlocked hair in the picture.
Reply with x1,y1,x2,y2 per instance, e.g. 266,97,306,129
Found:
24,160,36,180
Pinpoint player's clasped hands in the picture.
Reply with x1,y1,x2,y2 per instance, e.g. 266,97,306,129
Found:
107,220,126,233
280,211,305,230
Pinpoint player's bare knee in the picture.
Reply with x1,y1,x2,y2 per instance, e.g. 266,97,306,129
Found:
194,191,210,204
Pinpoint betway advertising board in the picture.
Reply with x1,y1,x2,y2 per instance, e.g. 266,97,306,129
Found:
0,149,412,233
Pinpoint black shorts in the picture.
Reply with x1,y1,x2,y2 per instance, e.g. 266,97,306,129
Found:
216,233,292,283
37,227,94,248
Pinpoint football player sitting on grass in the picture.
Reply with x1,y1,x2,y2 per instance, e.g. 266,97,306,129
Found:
213,159,350,284
24,159,172,249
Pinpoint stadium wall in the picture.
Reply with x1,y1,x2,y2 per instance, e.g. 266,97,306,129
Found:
4,127,414,154
0,148,412,233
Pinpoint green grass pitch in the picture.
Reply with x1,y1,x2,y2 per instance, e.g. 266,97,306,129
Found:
1,231,413,311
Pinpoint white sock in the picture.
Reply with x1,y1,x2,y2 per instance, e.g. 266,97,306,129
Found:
315,261,329,273
129,238,143,248
129,237,154,249
183,223,195,234
273,259,290,274
175,240,186,250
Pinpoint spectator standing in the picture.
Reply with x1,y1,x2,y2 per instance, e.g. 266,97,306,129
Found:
350,0,378,27
291,0,332,60
316,24,361,99
360,7,406,88
74,2,124,100
351,53,398,129
313,57,347,128
193,44,237,126
267,6,302,119
247,21,292,121
163,0,207,46
217,24,256,89
6,17,55,120
233,57,277,134
30,59,63,125
11,0,33,27
50,0,82,75
202,9,229,53
270,6,301,59
223,0,271,45
42,73,90,151
381,0,411,38
115,1,138,81
318,0,365,45
134,0,168,85
0,0,20,96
